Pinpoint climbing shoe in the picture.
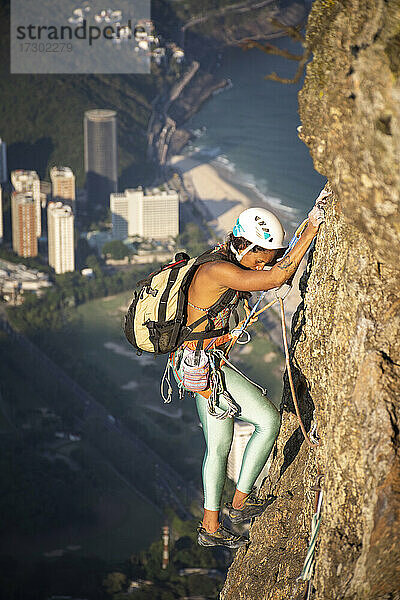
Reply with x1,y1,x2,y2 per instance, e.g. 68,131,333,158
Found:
197,522,249,548
225,493,270,524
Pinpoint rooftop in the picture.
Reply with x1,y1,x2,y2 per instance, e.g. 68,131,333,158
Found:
48,201,74,216
50,166,74,178
84,109,117,121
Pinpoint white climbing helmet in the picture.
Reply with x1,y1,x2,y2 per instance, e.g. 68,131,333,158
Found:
231,207,286,262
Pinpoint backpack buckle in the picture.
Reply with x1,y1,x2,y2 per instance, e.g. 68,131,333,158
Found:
146,286,158,297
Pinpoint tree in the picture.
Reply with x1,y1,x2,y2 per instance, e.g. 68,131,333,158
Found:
75,236,93,269
102,240,132,260
102,571,127,596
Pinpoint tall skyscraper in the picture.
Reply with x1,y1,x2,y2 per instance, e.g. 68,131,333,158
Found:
50,166,76,209
84,109,118,207
11,192,38,257
11,170,41,237
110,186,179,240
0,185,3,244
47,202,75,274
0,138,7,183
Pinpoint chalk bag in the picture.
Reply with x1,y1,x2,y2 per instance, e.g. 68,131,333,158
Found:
181,347,210,392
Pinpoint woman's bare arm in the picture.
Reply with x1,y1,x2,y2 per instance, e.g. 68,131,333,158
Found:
210,206,324,292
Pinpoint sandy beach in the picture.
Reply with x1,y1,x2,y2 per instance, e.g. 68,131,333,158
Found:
170,154,253,239
170,153,297,240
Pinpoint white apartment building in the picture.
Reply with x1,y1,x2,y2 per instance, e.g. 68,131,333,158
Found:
47,201,75,274
11,169,41,237
227,420,270,489
0,138,7,183
110,186,179,240
50,166,76,208
110,192,129,239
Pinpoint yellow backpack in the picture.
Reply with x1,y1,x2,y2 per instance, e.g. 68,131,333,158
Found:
124,249,240,355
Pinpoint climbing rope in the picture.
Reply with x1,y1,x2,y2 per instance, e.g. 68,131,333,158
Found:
278,296,319,449
220,297,278,365
300,493,323,581
297,474,324,600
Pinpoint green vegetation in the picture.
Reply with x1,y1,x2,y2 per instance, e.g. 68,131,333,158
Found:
35,290,206,481
0,437,95,536
0,331,93,539
176,221,210,257
6,259,154,336
102,240,133,260
0,329,162,559
0,245,52,273
0,507,230,599
0,326,232,598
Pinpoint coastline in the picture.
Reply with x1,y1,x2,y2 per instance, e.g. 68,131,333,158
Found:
170,153,251,239
169,151,299,241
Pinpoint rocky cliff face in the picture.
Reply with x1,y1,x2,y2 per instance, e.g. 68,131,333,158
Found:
221,1,400,598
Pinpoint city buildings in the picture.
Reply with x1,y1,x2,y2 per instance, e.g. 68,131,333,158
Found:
110,186,179,240
11,169,41,237
0,138,7,183
0,258,52,304
84,109,118,207
40,181,52,208
11,192,38,258
50,166,76,209
47,201,75,274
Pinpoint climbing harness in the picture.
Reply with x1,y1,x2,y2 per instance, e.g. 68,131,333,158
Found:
212,348,267,396
164,344,267,420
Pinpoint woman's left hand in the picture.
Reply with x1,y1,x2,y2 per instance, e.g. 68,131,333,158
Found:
314,187,332,208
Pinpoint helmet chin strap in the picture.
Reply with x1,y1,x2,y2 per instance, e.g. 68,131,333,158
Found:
230,242,255,263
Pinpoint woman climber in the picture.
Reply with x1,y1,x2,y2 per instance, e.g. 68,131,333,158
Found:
171,189,329,548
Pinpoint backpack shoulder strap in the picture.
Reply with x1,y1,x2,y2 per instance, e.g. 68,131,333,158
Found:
193,247,231,267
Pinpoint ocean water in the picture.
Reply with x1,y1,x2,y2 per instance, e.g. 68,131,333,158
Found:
184,37,325,230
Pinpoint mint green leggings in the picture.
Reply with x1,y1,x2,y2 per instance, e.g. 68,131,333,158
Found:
173,358,281,511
